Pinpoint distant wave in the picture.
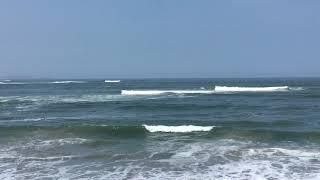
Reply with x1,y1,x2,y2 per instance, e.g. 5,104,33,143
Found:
50,81,86,84
5,118,43,122
105,80,121,83
0,82,26,85
0,94,125,102
0,124,215,135
121,90,215,95
0,81,86,85
143,125,214,133
121,86,297,95
215,86,289,92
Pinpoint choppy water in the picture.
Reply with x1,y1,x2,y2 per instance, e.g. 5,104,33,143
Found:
0,78,320,179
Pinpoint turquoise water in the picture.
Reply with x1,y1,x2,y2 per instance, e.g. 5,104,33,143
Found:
0,78,320,179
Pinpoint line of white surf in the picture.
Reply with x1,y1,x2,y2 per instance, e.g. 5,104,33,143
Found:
215,86,289,92
143,125,214,133
105,80,121,83
122,86,292,95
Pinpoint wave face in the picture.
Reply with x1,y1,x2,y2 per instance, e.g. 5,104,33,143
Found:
121,90,215,95
215,86,289,92
0,124,216,135
143,125,214,132
105,80,121,83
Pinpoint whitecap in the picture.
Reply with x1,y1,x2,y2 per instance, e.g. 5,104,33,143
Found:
215,86,290,92
143,125,214,133
105,80,121,83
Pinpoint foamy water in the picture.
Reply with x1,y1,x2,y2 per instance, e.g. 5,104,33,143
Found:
1,138,319,180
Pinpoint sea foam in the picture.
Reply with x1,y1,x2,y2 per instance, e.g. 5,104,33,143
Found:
143,125,214,133
215,86,289,92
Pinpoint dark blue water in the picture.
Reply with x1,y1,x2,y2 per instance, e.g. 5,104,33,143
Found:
0,78,319,179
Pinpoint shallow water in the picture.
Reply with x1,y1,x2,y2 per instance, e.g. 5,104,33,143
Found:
0,78,320,179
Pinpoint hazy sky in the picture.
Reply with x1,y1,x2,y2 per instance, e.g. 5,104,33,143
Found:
0,0,319,78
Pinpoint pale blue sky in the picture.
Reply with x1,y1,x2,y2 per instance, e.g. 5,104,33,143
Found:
0,0,319,78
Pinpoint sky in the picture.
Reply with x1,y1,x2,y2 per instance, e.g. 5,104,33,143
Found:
0,0,319,79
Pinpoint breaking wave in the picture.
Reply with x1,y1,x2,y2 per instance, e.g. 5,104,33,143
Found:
0,124,216,135
105,80,121,83
215,86,289,92
143,125,215,133
121,86,302,95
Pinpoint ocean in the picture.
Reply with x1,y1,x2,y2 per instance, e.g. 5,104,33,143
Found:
0,78,319,179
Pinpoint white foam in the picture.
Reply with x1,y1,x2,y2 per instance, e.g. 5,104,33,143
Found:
105,80,121,83
50,81,85,84
1,139,320,180
135,140,320,180
121,90,215,95
30,138,90,147
215,86,289,92
23,155,76,161
143,125,214,133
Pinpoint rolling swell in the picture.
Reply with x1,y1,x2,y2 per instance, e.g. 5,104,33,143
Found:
118,103,233,111
1,124,319,142
0,125,147,137
0,124,213,135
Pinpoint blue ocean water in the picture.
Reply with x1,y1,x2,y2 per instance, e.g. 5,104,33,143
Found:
0,78,320,179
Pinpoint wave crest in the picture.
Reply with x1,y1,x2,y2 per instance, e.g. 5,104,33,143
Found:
215,86,289,92
121,86,302,95
105,80,121,83
143,125,214,133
